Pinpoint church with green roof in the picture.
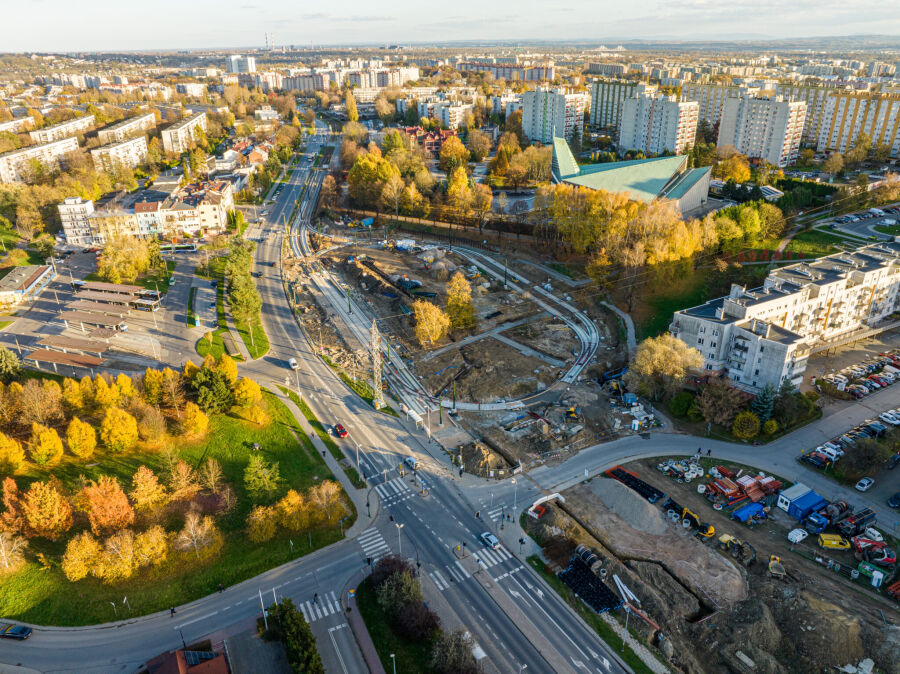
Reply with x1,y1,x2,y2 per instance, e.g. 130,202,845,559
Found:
551,137,711,216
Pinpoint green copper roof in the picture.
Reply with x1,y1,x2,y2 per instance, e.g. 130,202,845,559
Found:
551,137,580,180
663,167,712,201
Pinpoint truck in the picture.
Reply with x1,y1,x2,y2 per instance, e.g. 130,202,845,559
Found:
804,500,853,534
837,507,877,537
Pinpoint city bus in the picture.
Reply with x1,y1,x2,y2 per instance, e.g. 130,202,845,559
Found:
131,298,161,312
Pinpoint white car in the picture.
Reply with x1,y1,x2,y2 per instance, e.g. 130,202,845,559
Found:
880,412,900,426
480,532,500,550
288,357,299,370
863,527,884,543
855,477,875,492
788,529,808,544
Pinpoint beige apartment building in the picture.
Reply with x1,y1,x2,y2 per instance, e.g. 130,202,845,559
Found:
28,114,94,144
717,96,806,167
90,136,148,171
97,112,156,144
0,137,79,183
160,112,207,154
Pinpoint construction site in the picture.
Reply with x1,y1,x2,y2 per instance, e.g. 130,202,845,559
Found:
526,458,900,674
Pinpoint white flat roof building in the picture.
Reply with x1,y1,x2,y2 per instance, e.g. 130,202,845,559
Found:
161,112,207,154
0,116,34,134
90,135,148,171
29,114,93,144
97,112,156,144
591,81,653,129
0,136,79,183
717,96,806,167
58,196,95,246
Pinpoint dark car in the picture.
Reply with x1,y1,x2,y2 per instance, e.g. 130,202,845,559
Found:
0,623,32,640
334,423,348,438
889,453,900,470
888,492,900,509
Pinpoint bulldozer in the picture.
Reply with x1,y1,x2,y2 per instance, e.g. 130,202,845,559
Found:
717,534,756,567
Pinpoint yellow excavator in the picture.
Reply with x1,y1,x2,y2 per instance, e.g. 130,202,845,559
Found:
717,534,756,567
664,498,715,538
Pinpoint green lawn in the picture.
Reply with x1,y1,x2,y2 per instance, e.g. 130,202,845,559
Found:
0,319,14,330
0,392,353,626
356,577,435,673
636,272,708,339
874,224,900,235
234,315,270,360
785,230,861,258
187,287,197,327
85,261,176,293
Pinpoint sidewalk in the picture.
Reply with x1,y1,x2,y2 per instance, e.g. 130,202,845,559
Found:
342,568,385,674
225,310,252,361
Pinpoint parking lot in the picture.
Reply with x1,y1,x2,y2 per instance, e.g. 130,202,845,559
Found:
827,202,900,239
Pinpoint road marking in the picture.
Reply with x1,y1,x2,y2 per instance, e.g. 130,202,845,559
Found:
454,560,471,579
173,610,218,629
328,623,350,674
430,570,450,591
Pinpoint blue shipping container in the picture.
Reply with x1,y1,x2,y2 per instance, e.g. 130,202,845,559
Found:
788,491,827,520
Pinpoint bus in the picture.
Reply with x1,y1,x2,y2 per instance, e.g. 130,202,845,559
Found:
131,298,161,312
160,243,198,253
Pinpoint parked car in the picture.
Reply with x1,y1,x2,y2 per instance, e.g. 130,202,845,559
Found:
788,528,809,544
288,357,299,370
888,492,900,509
880,412,900,426
855,477,875,492
888,452,900,470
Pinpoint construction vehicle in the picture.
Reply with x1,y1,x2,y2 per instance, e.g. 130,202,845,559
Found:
837,507,877,537
852,537,897,567
804,500,853,534
599,367,627,384
663,497,715,537
717,534,756,567
768,555,787,580
565,407,579,421
606,466,665,503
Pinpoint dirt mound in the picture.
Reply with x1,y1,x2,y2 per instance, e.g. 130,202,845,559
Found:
627,560,700,618
588,478,670,535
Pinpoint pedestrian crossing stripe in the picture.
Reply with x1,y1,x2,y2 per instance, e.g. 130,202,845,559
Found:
475,546,512,568
487,506,505,521
493,566,524,582
374,478,419,505
299,591,340,623
358,528,390,560
429,570,450,591
454,560,470,579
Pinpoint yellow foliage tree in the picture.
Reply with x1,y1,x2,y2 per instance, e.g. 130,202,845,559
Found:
174,510,221,559
62,531,101,581
247,505,277,542
142,368,164,406
216,354,238,386
78,375,95,409
29,423,64,466
309,480,347,526
182,360,200,382
0,432,24,475
93,375,119,410
66,417,97,460
129,466,169,515
181,402,209,438
100,408,139,453
276,489,309,532
0,531,27,574
233,377,262,408
412,300,450,346
115,373,135,401
95,529,135,582
21,479,73,541
624,334,704,401
61,378,84,412
134,525,169,568
445,271,476,329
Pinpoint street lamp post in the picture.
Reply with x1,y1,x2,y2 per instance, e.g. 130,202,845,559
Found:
395,522,404,555
390,653,396,674
512,478,518,512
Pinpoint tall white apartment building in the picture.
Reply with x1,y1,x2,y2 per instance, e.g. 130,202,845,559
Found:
28,114,93,144
521,87,589,144
57,196,95,245
591,81,654,128
816,92,900,158
0,117,33,134
0,137,79,183
226,55,256,74
97,112,156,144
775,85,832,143
717,96,806,167
670,240,900,392
490,93,522,117
161,112,207,154
90,136,148,171
437,103,473,129
618,93,698,155
587,63,628,77
680,84,762,127
176,82,207,97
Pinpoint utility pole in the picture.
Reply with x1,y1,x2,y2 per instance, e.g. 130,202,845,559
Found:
371,319,385,409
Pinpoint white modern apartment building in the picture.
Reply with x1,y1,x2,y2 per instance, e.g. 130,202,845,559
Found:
28,114,93,144
680,84,762,127
0,116,33,134
161,112,207,153
176,82,207,97
97,112,156,144
490,93,522,117
586,63,628,77
717,96,806,167
90,136,148,171
226,55,256,74
57,196,95,245
816,92,900,158
670,240,900,392
437,103,473,129
521,87,589,144
0,136,79,183
591,80,654,128
618,93,698,155
456,61,555,81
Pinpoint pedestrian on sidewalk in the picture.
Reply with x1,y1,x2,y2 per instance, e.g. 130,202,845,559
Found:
707,448,712,457
170,607,176,617
218,583,224,593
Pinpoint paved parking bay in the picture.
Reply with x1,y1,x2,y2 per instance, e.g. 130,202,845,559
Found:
191,280,217,330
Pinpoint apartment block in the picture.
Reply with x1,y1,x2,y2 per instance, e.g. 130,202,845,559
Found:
816,92,900,158
0,136,79,183
437,103,473,129
226,55,256,74
591,80,653,128
717,96,806,167
28,114,93,144
161,112,207,153
97,112,156,144
455,61,555,81
775,85,832,143
90,136,148,171
670,240,900,392
521,87,588,144
618,93,698,155
490,93,522,117
586,63,628,77
680,84,761,127
176,82,207,97
0,116,33,134
57,196,95,245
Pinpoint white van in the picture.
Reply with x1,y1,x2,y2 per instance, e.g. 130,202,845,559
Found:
817,445,844,462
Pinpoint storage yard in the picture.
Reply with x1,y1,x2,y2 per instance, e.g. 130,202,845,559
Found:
526,457,900,673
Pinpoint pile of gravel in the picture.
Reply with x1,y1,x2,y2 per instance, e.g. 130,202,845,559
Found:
589,478,670,536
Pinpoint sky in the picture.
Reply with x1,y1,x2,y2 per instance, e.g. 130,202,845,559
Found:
2,0,900,51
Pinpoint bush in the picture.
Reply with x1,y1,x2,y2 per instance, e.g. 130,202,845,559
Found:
395,600,440,640
732,411,761,439
762,419,779,435
268,598,324,674
668,392,693,418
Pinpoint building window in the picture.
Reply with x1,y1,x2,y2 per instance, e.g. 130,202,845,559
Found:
755,369,760,375
697,338,704,345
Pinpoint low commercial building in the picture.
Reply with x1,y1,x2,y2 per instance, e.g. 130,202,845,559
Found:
670,240,900,392
0,136,79,183
0,265,56,310
97,112,156,144
161,112,207,153
28,114,94,144
90,135,148,171
551,136,710,215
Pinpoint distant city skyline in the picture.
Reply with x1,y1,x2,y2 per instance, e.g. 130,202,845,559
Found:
3,0,900,52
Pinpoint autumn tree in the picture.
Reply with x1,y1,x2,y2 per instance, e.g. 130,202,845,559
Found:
174,510,221,559
66,417,97,460
115,373,136,401
247,505,278,542
244,455,282,503
0,347,20,383
168,460,201,502
29,423,64,466
732,411,761,439
62,378,84,413
0,531,27,574
97,234,151,283
233,377,263,408
624,335,704,401
344,90,358,122
823,153,844,175
130,465,169,516
95,529,135,582
181,402,209,438
439,135,469,173
134,525,169,568
413,300,450,346
276,489,309,532
142,368,164,405
21,479,73,540
79,476,135,536
17,379,64,426
697,378,746,427
445,271,476,330
467,129,492,162
100,407,139,452
199,458,223,494
0,432,24,475
309,480,347,526
93,375,119,409
446,166,472,219
1,477,22,532
62,531,101,581
216,354,239,386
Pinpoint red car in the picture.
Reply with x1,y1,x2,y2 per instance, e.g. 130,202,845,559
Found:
334,424,348,438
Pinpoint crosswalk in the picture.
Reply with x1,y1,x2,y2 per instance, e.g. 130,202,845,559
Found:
486,505,507,522
429,546,518,591
298,591,341,624
474,545,513,568
374,477,414,506
358,527,390,562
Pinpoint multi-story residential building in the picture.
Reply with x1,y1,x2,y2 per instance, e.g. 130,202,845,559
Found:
161,112,207,153
717,96,806,167
90,136,148,171
176,82,207,97
226,55,256,74
815,92,900,158
0,136,79,183
0,116,33,133
521,87,588,144
618,93,698,155
57,196,95,245
455,61,555,81
490,93,522,117
775,84,832,143
97,112,156,144
680,84,762,127
437,103,473,129
586,63,628,77
591,81,654,128
28,114,93,144
670,240,900,392
868,61,897,77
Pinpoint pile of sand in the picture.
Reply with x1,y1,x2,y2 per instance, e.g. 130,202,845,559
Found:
588,478,669,535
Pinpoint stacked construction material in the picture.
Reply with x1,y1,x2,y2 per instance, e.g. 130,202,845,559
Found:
736,475,765,502
559,556,623,614
758,476,783,495
706,476,744,505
